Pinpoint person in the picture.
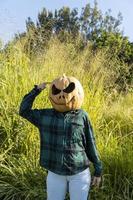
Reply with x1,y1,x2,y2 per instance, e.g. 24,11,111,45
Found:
19,76,102,200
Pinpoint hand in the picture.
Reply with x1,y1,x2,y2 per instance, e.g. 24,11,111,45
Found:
91,176,101,188
37,82,51,90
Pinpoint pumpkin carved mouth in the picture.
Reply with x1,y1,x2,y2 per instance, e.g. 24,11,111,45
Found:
50,96,75,106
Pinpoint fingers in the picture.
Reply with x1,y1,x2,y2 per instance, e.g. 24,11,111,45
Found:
37,82,51,90
91,176,101,188
43,82,52,89
42,83,47,89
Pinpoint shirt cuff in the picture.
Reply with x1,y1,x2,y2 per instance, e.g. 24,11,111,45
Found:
93,161,103,177
94,171,102,177
33,85,42,94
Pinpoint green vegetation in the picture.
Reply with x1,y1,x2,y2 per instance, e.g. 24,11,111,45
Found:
0,1,133,199
0,38,133,199
15,2,133,65
13,2,133,91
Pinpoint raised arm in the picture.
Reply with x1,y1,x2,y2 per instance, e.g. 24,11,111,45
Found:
19,83,47,127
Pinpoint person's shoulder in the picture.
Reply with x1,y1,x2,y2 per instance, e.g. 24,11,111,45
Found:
80,109,92,126
79,109,89,118
39,108,55,115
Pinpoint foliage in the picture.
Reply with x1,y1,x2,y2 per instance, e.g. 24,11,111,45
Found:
14,1,133,66
0,38,133,199
94,31,133,63
10,1,133,93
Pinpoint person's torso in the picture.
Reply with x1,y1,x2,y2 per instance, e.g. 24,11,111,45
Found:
38,109,89,175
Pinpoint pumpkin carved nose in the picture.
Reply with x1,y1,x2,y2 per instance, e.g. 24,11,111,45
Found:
59,95,65,99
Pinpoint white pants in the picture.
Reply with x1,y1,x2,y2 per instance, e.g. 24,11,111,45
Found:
46,168,91,200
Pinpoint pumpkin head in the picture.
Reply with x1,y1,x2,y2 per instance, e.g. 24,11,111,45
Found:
49,74,84,112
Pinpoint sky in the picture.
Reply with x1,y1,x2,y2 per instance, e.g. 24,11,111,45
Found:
0,0,133,45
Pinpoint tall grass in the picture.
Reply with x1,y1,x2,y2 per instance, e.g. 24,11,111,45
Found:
0,38,133,199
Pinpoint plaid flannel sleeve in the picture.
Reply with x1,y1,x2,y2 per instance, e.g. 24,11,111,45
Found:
19,86,42,127
84,114,102,177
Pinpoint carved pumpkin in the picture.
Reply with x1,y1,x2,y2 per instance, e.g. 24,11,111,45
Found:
49,74,84,112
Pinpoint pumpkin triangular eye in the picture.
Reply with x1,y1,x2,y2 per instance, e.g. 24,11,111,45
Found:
63,82,75,93
52,84,61,95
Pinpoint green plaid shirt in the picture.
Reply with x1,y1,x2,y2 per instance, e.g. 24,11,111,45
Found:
19,87,102,176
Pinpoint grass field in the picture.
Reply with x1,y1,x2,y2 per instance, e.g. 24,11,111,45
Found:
0,38,133,199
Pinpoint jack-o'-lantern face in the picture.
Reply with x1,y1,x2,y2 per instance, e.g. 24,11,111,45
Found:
49,75,84,112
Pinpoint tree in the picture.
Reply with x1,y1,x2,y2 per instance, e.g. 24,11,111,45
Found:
54,7,80,42
13,1,133,65
94,32,133,63
80,1,123,42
